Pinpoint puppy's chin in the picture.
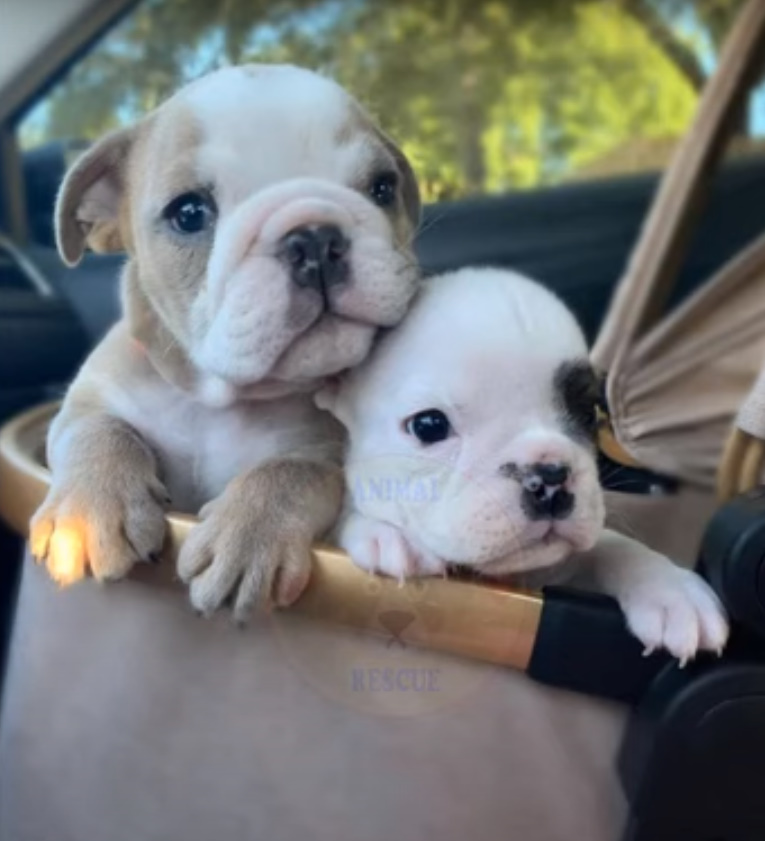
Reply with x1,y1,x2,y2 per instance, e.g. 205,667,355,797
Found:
188,206,419,395
194,311,377,396
398,500,603,579
474,534,575,577
268,315,377,381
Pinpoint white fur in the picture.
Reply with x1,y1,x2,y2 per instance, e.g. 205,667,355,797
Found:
187,66,370,199
319,268,729,661
77,327,338,513
190,177,411,387
323,268,605,571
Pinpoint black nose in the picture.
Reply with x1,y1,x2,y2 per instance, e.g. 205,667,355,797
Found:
517,462,574,521
281,224,349,293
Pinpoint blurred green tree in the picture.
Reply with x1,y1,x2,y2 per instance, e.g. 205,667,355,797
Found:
20,0,746,200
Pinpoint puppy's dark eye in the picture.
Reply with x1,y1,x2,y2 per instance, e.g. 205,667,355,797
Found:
163,192,216,235
369,171,398,208
405,409,451,445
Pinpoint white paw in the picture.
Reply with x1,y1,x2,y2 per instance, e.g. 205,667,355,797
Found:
620,566,729,664
339,515,445,582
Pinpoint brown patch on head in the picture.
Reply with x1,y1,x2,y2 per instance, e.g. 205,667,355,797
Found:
53,96,208,390
128,101,203,212
377,130,421,242
117,192,136,254
340,103,421,246
122,102,212,352
54,79,211,265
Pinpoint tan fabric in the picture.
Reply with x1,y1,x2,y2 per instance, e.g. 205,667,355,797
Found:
1,559,626,841
604,488,718,568
601,234,765,487
736,363,765,439
591,0,765,490
720,361,765,499
592,0,765,377
0,487,712,841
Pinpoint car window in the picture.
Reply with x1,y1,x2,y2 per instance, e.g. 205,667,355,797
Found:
16,0,753,205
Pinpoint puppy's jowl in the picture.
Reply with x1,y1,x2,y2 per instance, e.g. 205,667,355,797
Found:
31,64,421,619
318,268,729,662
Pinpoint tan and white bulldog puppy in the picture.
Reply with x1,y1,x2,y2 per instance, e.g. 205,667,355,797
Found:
30,64,421,619
317,268,729,662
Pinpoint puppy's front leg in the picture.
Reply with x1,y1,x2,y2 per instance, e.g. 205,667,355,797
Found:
177,459,343,621
31,400,169,585
569,529,729,663
339,512,446,583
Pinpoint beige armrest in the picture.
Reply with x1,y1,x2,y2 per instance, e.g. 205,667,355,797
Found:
0,403,542,671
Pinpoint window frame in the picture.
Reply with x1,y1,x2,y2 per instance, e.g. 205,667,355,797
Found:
0,0,139,243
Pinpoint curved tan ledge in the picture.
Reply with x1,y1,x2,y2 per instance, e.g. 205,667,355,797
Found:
0,403,542,670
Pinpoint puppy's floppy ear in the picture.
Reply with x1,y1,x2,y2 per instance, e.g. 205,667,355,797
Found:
378,130,421,230
55,125,136,266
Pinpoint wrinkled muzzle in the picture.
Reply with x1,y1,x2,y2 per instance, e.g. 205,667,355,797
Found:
191,178,420,389
347,445,605,574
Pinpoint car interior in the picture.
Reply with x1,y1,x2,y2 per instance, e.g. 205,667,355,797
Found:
2,2,765,840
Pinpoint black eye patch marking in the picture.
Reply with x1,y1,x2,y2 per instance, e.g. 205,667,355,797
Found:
554,360,601,444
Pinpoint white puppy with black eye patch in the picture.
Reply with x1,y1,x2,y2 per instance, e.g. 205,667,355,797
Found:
30,64,421,620
317,267,729,661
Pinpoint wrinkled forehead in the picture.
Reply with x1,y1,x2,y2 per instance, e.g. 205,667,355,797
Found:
134,66,388,208
352,324,584,419
408,346,578,410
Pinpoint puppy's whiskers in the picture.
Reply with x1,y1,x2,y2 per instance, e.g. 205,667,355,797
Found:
604,508,640,540
409,208,450,248
393,259,420,279
599,464,628,484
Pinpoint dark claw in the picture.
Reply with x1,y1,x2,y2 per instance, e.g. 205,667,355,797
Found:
147,552,161,565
